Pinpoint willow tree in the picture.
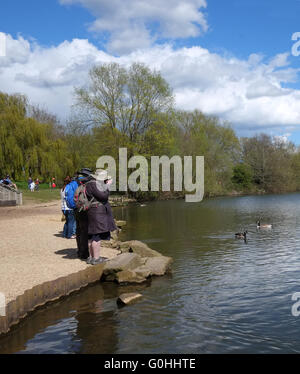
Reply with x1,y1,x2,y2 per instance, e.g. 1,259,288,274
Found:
0,92,74,181
74,62,174,153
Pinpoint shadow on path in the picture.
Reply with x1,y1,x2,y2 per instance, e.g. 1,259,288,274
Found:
53,232,64,238
55,248,81,260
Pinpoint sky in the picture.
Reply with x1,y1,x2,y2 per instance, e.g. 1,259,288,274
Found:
1,0,300,143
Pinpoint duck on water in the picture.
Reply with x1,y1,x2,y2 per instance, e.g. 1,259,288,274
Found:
235,230,248,241
256,220,272,229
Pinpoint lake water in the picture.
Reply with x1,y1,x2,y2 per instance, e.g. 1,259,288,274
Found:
1,194,300,353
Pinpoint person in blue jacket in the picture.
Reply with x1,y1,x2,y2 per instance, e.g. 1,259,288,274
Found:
63,176,76,239
65,168,93,259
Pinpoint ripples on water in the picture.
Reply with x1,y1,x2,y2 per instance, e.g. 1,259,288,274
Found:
2,194,300,353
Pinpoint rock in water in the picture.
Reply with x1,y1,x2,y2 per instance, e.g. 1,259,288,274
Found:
117,292,143,306
120,240,163,257
144,256,173,276
116,270,147,284
102,253,144,281
115,220,126,228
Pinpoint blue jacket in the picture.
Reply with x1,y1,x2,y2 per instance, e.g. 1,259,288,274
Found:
64,180,79,209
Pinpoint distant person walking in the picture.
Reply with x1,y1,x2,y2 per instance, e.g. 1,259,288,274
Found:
35,178,40,191
29,181,35,192
51,178,56,189
28,177,33,190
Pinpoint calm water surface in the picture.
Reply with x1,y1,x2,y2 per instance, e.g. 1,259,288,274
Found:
1,194,300,353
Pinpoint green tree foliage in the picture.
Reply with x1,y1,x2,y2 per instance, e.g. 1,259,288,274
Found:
174,110,240,196
290,150,300,190
3,61,300,199
0,92,75,182
232,163,253,189
74,62,174,154
69,62,300,198
242,134,296,193
28,103,66,141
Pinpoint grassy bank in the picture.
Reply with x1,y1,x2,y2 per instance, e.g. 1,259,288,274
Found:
16,182,61,205
15,181,137,206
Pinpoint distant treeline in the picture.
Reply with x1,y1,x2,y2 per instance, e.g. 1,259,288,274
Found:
1,62,300,198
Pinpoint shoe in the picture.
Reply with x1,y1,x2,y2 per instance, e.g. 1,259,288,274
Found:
77,251,89,260
91,257,108,265
70,235,76,239
86,256,93,264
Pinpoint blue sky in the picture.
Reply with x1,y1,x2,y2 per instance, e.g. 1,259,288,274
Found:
2,0,299,60
0,1,92,46
1,1,298,58
1,0,300,143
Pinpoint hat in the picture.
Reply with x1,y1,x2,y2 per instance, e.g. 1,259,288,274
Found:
91,169,111,181
77,168,93,177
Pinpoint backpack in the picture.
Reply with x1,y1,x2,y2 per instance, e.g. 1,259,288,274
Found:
65,180,79,209
74,183,94,212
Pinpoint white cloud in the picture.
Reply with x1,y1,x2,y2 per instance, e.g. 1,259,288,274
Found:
0,35,114,120
273,133,291,144
0,34,31,66
1,33,300,133
59,0,208,54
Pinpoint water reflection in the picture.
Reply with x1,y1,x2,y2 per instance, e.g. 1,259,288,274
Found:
0,281,152,354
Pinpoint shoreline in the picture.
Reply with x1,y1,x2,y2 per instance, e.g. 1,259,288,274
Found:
0,201,172,336
0,201,108,335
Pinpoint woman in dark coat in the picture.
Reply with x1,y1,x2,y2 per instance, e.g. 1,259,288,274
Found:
85,169,117,265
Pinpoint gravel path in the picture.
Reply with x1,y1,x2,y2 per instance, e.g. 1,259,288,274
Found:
0,201,91,304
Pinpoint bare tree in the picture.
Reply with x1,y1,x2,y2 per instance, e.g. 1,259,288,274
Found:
74,62,174,145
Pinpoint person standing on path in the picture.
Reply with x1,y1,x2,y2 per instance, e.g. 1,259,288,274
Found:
63,176,76,239
85,169,117,265
65,168,93,259
60,176,75,238
74,168,94,260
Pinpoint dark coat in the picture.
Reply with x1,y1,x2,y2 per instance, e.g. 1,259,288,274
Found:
85,180,117,235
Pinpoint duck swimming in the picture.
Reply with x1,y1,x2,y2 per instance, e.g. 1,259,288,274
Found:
256,220,272,229
235,230,247,240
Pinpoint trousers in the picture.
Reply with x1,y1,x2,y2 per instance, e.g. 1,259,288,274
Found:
74,209,89,259
64,210,76,238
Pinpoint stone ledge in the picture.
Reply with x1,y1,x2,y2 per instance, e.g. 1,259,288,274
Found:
0,263,104,336
0,227,172,337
